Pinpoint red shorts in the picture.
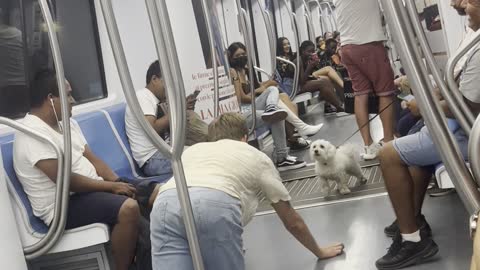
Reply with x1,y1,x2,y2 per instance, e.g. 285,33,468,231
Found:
340,42,396,97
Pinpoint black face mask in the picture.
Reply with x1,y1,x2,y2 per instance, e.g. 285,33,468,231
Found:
231,55,248,69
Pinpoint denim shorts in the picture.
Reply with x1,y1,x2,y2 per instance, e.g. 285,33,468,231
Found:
393,123,468,168
151,187,244,270
142,151,172,178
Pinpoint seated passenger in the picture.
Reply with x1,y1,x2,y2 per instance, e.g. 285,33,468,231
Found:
14,70,140,270
297,41,345,113
276,37,297,96
125,61,200,177
316,36,326,52
150,112,345,270
375,1,480,269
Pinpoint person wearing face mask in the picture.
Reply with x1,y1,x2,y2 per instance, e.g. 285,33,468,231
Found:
228,42,310,171
13,70,143,270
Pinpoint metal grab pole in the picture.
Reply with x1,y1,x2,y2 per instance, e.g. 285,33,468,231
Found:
254,0,276,80
276,56,298,98
281,0,301,98
100,1,204,269
381,0,480,216
199,0,220,118
302,0,316,43
254,66,272,78
145,1,205,268
323,2,337,30
0,119,64,259
24,0,73,259
264,10,278,76
404,0,471,135
234,0,257,135
470,116,480,186
319,2,334,32
445,32,480,127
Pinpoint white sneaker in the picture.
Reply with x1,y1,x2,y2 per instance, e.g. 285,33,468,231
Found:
361,142,382,160
297,123,324,137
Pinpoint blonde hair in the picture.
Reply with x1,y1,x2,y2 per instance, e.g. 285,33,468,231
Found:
208,112,248,142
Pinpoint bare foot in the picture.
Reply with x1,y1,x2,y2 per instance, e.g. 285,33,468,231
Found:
317,243,344,259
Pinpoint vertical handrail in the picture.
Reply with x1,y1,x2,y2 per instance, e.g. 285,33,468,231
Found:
404,0,471,135
199,0,220,118
99,1,205,269
24,0,73,259
234,0,257,135
302,0,316,43
254,0,276,79
324,2,337,30
470,115,480,186
264,10,278,77
311,0,324,40
319,2,334,32
445,31,480,127
380,0,480,216
281,0,301,98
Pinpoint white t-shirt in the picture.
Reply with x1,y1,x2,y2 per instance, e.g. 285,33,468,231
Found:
455,28,476,78
460,44,480,106
157,139,291,225
334,0,386,46
125,88,163,167
13,114,102,225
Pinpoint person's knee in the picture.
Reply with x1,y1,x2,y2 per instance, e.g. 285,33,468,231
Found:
119,198,141,224
379,142,396,165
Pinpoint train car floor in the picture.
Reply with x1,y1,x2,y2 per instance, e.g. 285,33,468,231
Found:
245,193,471,270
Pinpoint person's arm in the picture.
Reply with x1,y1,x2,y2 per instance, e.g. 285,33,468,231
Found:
146,114,169,135
231,68,254,104
271,200,325,258
83,145,118,182
35,159,136,196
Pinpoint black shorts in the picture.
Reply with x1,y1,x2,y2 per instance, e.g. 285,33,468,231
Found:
65,192,129,229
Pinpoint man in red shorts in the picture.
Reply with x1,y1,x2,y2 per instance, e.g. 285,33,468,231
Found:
334,0,396,160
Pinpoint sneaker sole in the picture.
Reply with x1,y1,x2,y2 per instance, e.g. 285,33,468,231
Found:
277,162,307,172
376,241,439,270
261,111,288,124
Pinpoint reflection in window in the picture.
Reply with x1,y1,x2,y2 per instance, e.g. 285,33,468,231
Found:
0,0,107,118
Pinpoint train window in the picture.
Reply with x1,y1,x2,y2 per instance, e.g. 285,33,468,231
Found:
0,0,107,119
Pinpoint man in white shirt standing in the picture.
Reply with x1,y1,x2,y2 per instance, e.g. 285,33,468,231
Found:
334,0,396,160
150,112,344,270
14,70,140,270
125,61,196,178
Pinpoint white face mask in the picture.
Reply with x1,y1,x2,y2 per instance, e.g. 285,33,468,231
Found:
50,98,63,133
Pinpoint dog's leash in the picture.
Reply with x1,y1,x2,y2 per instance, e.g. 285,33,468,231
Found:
336,100,397,147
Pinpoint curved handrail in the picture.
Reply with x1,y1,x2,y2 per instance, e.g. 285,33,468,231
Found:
281,0,301,99
24,0,73,260
323,1,337,30
99,1,205,269
319,2,334,32
199,0,220,118
470,116,480,186
380,0,480,215
312,0,324,41
445,32,480,128
254,0,276,80
276,56,298,97
234,0,257,135
302,0,316,43
254,66,272,78
0,119,64,260
404,0,471,135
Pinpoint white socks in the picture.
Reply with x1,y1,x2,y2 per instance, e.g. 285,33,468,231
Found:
401,230,421,243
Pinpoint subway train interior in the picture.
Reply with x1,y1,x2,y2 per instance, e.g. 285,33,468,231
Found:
1,0,479,269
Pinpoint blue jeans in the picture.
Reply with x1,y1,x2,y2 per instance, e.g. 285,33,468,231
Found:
241,86,289,162
151,188,244,270
142,151,172,178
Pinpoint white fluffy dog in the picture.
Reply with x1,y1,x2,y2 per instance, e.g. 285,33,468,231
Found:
310,139,367,195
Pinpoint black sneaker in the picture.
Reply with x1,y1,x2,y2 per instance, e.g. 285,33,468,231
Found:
261,104,288,123
324,103,337,116
376,236,439,270
289,137,311,151
384,214,432,238
276,156,307,171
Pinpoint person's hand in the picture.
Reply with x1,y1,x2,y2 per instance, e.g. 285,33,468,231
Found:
407,99,421,117
264,80,279,87
109,182,136,198
307,58,320,70
186,94,197,110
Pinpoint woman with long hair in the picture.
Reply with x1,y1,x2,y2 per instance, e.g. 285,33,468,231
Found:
228,42,323,144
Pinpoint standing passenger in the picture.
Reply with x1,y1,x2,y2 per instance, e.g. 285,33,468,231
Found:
334,0,396,160
150,112,345,270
